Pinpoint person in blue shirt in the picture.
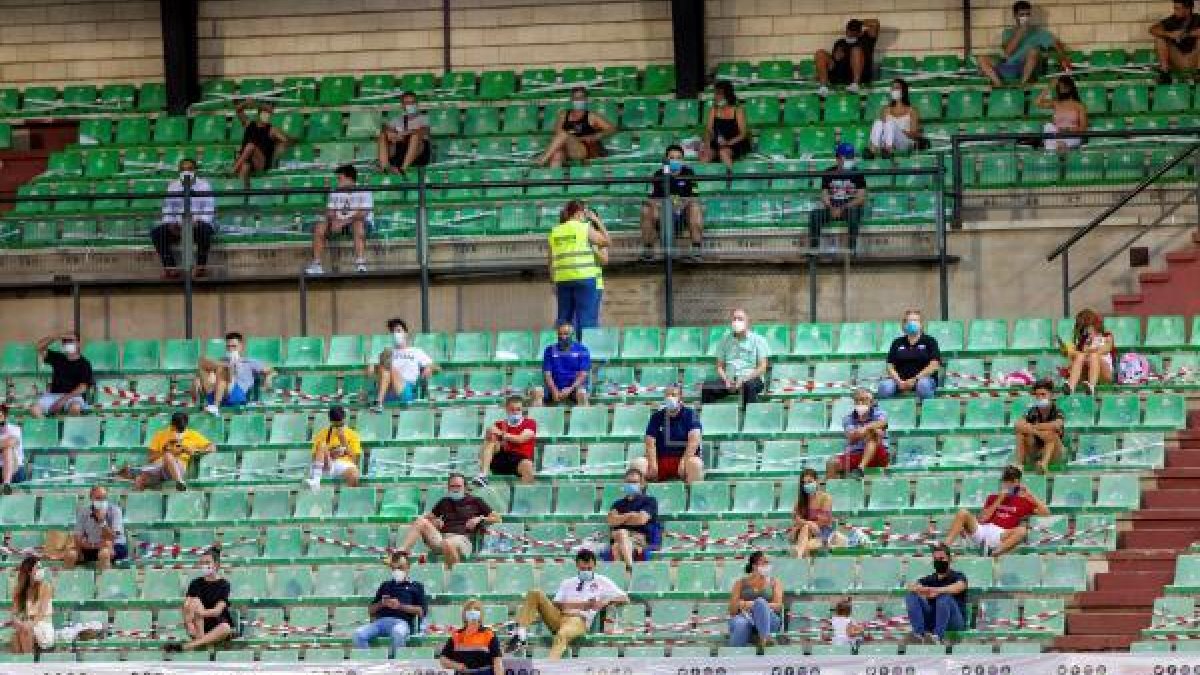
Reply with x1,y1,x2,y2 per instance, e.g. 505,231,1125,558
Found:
631,386,705,484
607,468,659,571
828,388,889,479
541,322,590,406
352,551,428,658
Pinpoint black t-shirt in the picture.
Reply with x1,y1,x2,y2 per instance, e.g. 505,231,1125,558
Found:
430,495,493,536
917,570,969,617
886,334,942,382
833,34,877,66
1024,403,1065,436
186,576,232,628
372,579,428,627
44,351,96,395
1159,14,1200,53
821,168,866,206
439,629,502,673
649,167,697,199
609,493,659,536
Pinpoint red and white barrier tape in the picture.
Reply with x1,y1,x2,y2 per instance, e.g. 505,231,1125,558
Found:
661,526,786,549
484,528,601,552
604,614,726,636
270,388,348,403
977,610,1062,632
99,386,191,408
427,386,515,400
135,537,260,559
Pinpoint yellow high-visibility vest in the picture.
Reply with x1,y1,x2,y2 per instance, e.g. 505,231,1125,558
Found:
548,218,600,283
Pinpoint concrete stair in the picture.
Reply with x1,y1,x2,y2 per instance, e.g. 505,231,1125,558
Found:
1112,228,1200,316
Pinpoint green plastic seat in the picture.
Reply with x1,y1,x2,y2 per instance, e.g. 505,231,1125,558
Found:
946,90,984,120
823,93,861,123
479,70,516,99
986,89,1025,119
1143,315,1186,348
966,319,1009,353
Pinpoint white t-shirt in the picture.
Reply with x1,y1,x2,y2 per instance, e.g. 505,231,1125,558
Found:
0,422,24,468
830,616,857,646
552,573,626,627
389,112,430,133
327,189,374,225
389,347,433,384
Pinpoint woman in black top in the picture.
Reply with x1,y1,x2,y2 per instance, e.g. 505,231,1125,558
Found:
233,99,289,186
536,87,615,168
165,548,234,653
699,80,752,171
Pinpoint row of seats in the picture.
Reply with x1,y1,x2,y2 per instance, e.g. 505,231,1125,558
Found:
0,83,165,116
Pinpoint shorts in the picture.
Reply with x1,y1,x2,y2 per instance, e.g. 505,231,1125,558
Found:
429,531,473,558
612,528,649,550
1032,432,1063,451
2,464,27,484
35,393,89,413
81,543,129,563
570,136,606,159
656,455,685,482
32,622,55,649
968,523,1007,550
384,381,418,404
708,138,751,160
834,446,890,473
140,456,187,481
828,57,874,85
995,57,1043,82
323,458,358,479
543,385,588,405
390,138,432,168
490,450,530,476
207,383,248,407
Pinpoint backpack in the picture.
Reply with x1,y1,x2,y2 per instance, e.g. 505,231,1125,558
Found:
1118,352,1151,385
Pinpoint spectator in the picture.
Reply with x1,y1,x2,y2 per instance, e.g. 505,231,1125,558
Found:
977,1,1072,87
536,87,615,168
1063,307,1114,396
632,386,705,484
640,144,704,263
233,100,289,185
815,18,881,96
943,465,1050,556
1015,379,1066,474
548,201,609,330
828,388,890,479
378,91,432,174
607,468,659,571
808,143,866,254
396,473,500,569
727,551,784,651
308,405,362,490
134,410,215,491
868,79,922,158
507,548,628,659
9,556,54,654
542,321,591,406
878,308,941,400
306,164,374,276
1151,0,1200,83
1035,75,1087,152
703,308,769,406
193,331,273,415
699,81,752,171
904,544,968,645
0,405,25,495
352,551,428,658
373,318,435,410
165,547,233,652
151,158,217,279
438,600,503,675
789,468,835,557
31,331,94,418
475,395,537,487
830,598,864,649
64,485,127,571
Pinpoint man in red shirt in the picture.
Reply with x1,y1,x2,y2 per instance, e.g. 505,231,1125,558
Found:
474,395,537,487
942,465,1050,557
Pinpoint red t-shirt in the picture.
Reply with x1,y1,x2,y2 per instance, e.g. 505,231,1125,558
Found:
982,493,1036,529
494,417,537,460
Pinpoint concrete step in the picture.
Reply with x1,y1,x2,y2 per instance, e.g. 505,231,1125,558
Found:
1093,570,1175,592
1054,634,1137,651
1138,271,1172,284
1111,294,1144,311
1065,611,1151,635
1166,247,1198,264
1107,548,1182,573
1143,489,1200,509
1165,449,1200,466
1155,466,1200,489
1074,589,1164,608
1119,528,1198,549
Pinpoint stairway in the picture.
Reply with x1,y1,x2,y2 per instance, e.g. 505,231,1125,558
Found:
1112,226,1200,316
0,120,77,214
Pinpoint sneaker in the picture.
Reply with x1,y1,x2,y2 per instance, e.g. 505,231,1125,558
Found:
473,475,489,488
305,261,325,275
354,258,368,273
175,481,188,492
817,85,830,97
849,468,865,479
1157,68,1173,85
638,249,656,263
847,83,860,94
1,484,11,496
370,404,384,414
1082,381,1095,396
1062,383,1074,396
203,404,219,416
505,634,527,654
979,540,993,557
163,642,184,653
305,477,322,491
684,248,703,263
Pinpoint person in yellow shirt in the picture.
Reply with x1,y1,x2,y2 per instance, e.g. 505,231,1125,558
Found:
135,411,215,492
308,405,362,489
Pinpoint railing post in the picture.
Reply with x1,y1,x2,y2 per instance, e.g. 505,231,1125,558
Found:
181,174,194,339
298,273,308,337
416,168,431,333
660,170,675,327
951,136,963,228
1061,250,1071,317
936,155,949,320
1194,148,1200,226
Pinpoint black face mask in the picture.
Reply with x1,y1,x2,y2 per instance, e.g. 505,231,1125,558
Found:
933,559,950,574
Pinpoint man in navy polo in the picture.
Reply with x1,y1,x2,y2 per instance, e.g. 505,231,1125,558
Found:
353,551,428,658
542,321,590,406
632,385,705,484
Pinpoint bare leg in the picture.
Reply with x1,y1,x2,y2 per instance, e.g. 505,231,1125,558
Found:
976,55,1002,87
640,201,659,247
1066,353,1086,392
537,132,571,166
611,529,634,570
163,454,186,484
849,45,866,84
1020,47,1041,84
311,218,330,264
340,465,361,488
815,50,833,86
517,458,535,484
991,525,1028,557
478,440,498,478
184,623,232,651
943,508,979,547
401,136,424,171
351,219,367,260
1086,353,1103,389
440,540,461,569
859,431,880,468
63,545,80,569
182,598,205,639
1,445,14,485
96,543,115,572
574,388,589,406
1155,37,1173,72
685,202,704,245
377,132,394,169
825,457,843,480
791,522,815,558
682,455,705,484
1035,433,1061,472
717,147,735,171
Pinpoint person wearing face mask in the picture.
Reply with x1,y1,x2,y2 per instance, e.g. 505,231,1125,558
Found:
507,548,627,659
133,410,215,491
788,468,836,557
727,550,784,651
977,1,1071,87
640,144,704,263
65,485,128,571
944,465,1050,557
9,555,54,653
1062,308,1115,396
868,79,923,159
193,331,273,415
699,80,752,171
439,599,503,675
549,201,610,330
541,321,592,406
607,468,660,571
808,143,867,255
828,388,890,479
374,318,436,411
903,544,968,645
703,308,770,406
307,405,362,490
1015,379,1065,474
878,308,941,401
1035,75,1087,152
306,164,375,275
814,18,881,97
536,86,616,168
233,99,289,186
378,91,432,174
1152,0,1200,83
396,473,500,569
151,157,217,279
353,551,428,657
475,395,538,487
31,331,95,418
633,385,705,484
165,548,233,652
0,405,26,495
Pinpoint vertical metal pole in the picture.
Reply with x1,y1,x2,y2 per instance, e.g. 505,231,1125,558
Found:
807,253,817,322
72,282,81,338
1193,149,1200,226
417,168,431,332
936,157,949,320
660,170,675,327
441,0,452,75
298,273,308,337
962,0,973,60
181,174,194,339
1061,250,1071,317
951,139,963,229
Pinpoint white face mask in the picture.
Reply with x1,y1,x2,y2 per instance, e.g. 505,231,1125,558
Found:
854,404,870,416
226,349,240,363
404,104,418,115
62,342,78,355
391,569,408,583
32,568,45,583
841,159,856,170
755,564,772,577
179,170,196,182
92,500,108,511
731,319,747,333
393,331,408,347
663,396,681,412
890,89,903,101
1016,14,1030,25
845,36,858,45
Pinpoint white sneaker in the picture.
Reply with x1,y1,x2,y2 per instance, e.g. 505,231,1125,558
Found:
354,258,368,273
305,477,322,491
203,404,219,416
305,261,324,275
847,83,860,94
817,85,830,97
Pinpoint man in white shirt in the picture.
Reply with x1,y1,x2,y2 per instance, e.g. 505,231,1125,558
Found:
151,158,217,279
373,318,435,411
378,91,432,174
0,405,26,494
506,548,627,659
306,164,374,275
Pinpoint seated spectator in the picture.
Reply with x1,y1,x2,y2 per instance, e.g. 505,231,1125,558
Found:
165,547,233,653
1151,0,1200,83
396,473,500,569
542,321,591,406
233,99,288,185
1036,75,1087,152
306,164,373,276
727,551,784,651
878,308,941,400
904,544,967,645
31,331,94,418
830,598,864,649
193,331,273,415
808,143,866,254
64,485,128,571
507,548,628,659
828,388,890,479
9,556,54,654
703,308,769,406
607,468,659,571
699,81,752,170
549,202,609,330
0,405,26,495
632,386,705,484
475,395,537,487
978,1,1071,87
1015,379,1066,473
944,465,1050,556
536,87,615,168
789,468,835,557
438,600,503,675
308,405,362,489
868,79,922,158
151,158,217,279
640,144,704,263
1063,307,1114,395
378,91,432,174
815,18,880,96
133,411,215,491
353,551,428,658
373,318,435,411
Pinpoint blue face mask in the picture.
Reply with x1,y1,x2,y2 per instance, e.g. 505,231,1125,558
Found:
507,414,524,425
668,159,683,173
578,570,595,582
802,482,818,495
447,489,465,501
622,482,641,496
1033,398,1051,408
904,320,921,336
464,610,481,623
